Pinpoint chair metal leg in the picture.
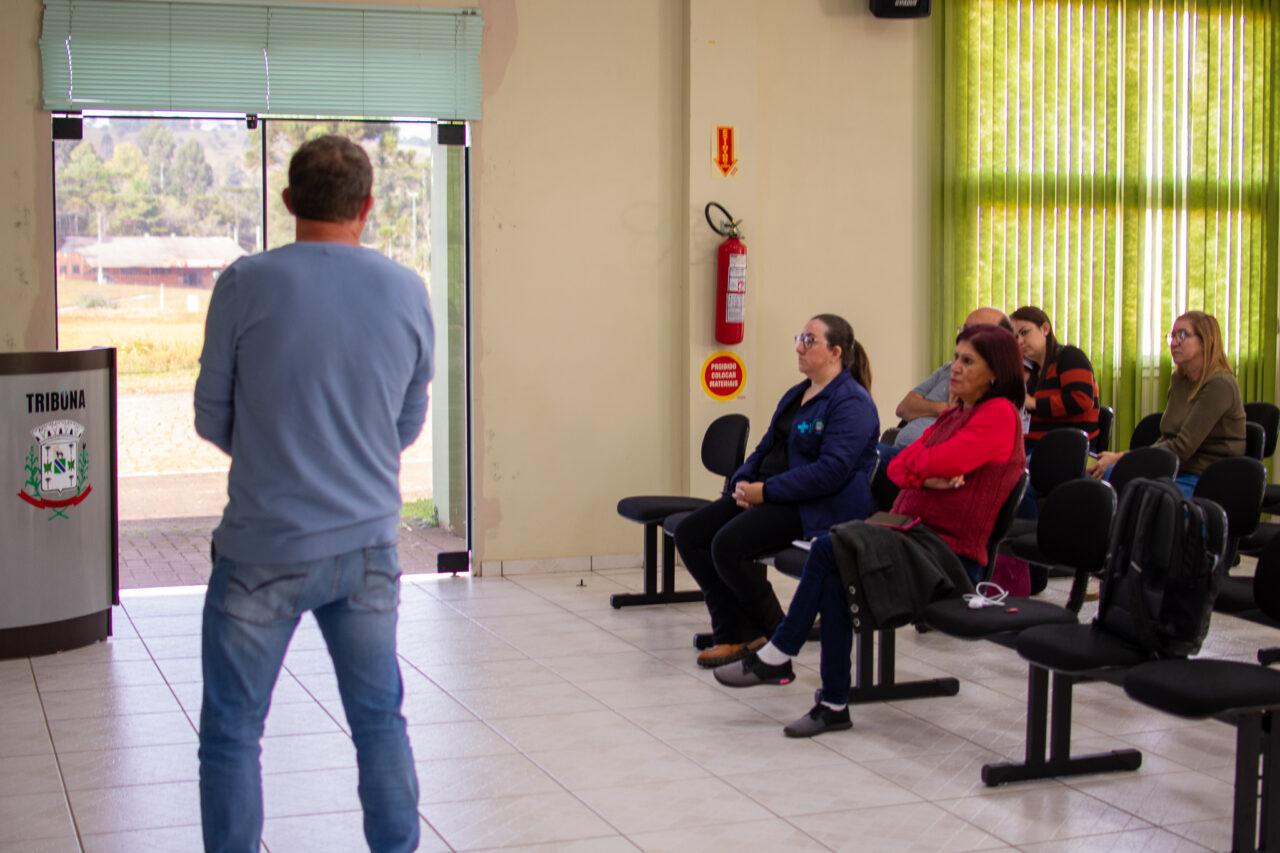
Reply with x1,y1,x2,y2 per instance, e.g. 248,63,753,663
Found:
1233,714,1263,853
846,628,960,704
611,522,704,608
1261,712,1278,853
982,666,1142,786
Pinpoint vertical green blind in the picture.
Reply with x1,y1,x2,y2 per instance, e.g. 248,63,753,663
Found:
40,0,483,120
934,1,1279,444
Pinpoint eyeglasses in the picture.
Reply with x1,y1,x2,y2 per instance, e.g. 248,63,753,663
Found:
1169,329,1198,343
794,333,820,350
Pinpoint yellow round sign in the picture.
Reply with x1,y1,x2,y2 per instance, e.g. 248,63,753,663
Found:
701,351,746,401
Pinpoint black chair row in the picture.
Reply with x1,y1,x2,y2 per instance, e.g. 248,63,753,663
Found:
1130,405,1269,461
623,412,1277,849
924,460,1276,853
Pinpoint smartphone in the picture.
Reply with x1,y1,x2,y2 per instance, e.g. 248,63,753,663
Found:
865,511,921,531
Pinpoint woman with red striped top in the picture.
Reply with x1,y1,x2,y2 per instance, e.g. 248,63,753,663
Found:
1010,306,1101,450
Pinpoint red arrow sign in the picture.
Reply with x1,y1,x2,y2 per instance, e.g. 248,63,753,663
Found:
714,126,738,176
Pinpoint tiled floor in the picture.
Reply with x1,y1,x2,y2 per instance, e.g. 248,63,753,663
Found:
2,564,1270,852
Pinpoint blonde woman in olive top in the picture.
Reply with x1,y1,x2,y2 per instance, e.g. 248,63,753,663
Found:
1090,310,1246,497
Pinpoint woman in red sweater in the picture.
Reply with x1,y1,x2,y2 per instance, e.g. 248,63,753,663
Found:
712,324,1026,738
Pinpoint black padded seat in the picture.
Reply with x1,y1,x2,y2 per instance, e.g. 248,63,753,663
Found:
614,413,749,608
1246,420,1266,460
924,598,1076,639
1015,623,1149,673
1126,659,1280,719
1231,608,1280,630
1216,576,1259,613
1244,401,1280,461
998,428,1090,568
1240,521,1280,559
1092,405,1115,454
1108,445,1178,500
929,478,1116,629
1003,518,1034,541
619,496,708,528
771,546,806,578
661,509,695,539
1193,456,1266,570
1128,411,1163,449
1218,530,1280,627
1121,522,1280,853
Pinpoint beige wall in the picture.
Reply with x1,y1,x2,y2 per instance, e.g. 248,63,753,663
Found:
1,0,934,568
472,1,934,565
1,0,55,351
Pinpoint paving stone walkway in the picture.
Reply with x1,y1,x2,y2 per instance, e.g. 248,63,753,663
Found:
118,517,466,589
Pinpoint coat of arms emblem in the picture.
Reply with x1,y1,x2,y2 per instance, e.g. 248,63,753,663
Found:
19,419,92,520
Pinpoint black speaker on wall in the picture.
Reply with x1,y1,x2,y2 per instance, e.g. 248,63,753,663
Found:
870,0,930,18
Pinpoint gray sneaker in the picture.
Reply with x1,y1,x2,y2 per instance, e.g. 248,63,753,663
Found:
713,652,795,687
783,703,852,738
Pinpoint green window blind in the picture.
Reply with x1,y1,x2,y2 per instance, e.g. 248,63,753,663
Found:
933,1,1279,444
39,0,483,120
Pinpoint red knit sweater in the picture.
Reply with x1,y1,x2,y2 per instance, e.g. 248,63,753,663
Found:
887,397,1026,566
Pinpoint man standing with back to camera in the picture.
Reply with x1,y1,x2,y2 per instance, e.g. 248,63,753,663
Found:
194,135,433,853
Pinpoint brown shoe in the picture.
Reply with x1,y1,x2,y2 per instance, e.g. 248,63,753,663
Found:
696,637,767,668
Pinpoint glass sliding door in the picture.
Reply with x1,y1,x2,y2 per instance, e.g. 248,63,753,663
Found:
55,115,470,559
54,115,261,521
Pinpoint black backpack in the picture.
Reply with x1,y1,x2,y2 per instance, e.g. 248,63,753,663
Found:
1095,477,1228,659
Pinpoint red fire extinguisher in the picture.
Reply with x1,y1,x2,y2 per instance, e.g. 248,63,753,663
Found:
706,202,745,345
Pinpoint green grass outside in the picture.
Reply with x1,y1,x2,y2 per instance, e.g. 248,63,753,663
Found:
400,497,438,528
58,278,209,395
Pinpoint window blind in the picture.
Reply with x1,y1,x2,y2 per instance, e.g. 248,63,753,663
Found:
39,0,483,120
933,0,1280,442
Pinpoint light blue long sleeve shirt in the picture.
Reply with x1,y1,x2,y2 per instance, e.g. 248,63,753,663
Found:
194,241,435,563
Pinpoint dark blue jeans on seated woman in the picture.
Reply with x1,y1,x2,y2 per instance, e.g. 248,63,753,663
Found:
770,533,982,707
770,536,854,706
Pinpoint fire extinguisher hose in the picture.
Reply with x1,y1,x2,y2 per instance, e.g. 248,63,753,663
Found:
704,202,741,239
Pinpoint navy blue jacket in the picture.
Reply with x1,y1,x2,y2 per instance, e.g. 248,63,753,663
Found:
732,370,879,538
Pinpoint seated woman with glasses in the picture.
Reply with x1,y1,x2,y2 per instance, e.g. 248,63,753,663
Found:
1010,306,1101,451
675,314,879,670
1089,310,1246,497
711,324,1025,737
1009,306,1101,519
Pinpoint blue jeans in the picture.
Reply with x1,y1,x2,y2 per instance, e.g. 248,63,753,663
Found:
770,537,854,707
199,545,419,853
1174,472,1199,498
1102,465,1198,499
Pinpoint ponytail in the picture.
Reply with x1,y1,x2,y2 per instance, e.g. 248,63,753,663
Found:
813,313,872,392
848,340,872,392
